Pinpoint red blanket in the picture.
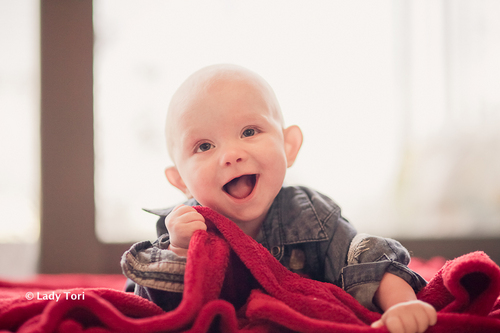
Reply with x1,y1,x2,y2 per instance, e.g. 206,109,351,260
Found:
1,206,500,332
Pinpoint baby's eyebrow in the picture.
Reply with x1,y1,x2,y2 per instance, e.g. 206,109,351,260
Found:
181,129,209,147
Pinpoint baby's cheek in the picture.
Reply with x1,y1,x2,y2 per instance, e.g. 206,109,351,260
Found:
191,180,214,199
185,170,215,200
263,142,287,165
266,150,288,174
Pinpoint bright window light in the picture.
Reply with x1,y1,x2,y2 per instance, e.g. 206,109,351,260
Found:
94,1,500,242
0,0,40,243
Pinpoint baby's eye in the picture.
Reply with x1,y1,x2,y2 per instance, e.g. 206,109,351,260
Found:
196,142,214,153
242,128,256,138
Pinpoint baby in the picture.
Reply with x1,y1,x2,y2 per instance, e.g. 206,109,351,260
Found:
122,64,437,333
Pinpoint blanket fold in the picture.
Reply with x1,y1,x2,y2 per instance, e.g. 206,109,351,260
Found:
417,250,500,316
1,206,499,332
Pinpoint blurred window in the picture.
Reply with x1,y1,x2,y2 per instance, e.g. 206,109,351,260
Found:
0,1,40,243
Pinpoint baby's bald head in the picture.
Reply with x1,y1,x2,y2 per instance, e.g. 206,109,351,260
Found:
165,64,284,163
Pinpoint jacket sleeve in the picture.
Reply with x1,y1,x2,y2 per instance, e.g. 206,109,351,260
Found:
340,233,427,312
120,233,186,311
123,199,200,311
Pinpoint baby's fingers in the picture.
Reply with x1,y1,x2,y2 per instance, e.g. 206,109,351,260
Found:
371,316,406,333
386,316,406,333
178,210,206,226
167,205,205,227
171,204,201,218
405,301,437,332
183,217,207,234
372,301,437,333
416,301,437,330
370,319,384,329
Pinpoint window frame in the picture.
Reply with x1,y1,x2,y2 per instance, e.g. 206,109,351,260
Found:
39,0,131,274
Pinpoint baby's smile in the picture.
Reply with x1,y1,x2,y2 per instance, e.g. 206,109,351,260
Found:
223,174,257,199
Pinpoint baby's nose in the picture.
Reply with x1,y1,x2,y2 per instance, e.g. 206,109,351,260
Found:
220,147,246,166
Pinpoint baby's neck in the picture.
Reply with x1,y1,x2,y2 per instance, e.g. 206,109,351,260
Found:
233,214,266,239
244,223,262,240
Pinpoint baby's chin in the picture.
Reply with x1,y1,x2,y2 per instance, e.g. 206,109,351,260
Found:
203,200,266,225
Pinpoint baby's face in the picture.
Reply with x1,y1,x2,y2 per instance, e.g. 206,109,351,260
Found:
168,77,291,228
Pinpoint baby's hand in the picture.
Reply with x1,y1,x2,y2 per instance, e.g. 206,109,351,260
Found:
371,300,437,333
165,205,206,256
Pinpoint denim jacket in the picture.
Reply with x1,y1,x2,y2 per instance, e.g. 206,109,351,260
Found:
121,186,426,312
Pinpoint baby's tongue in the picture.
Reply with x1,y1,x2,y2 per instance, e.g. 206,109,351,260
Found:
225,175,254,199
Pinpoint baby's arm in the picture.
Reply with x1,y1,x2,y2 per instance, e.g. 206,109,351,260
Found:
371,272,437,333
165,205,206,256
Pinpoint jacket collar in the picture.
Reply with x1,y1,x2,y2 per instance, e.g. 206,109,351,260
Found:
257,186,332,249
144,198,200,217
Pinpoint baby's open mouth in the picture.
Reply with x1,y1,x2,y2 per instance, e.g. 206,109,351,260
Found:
223,174,257,199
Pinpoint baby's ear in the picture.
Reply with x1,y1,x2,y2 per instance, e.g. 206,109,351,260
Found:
283,125,303,168
165,166,192,198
